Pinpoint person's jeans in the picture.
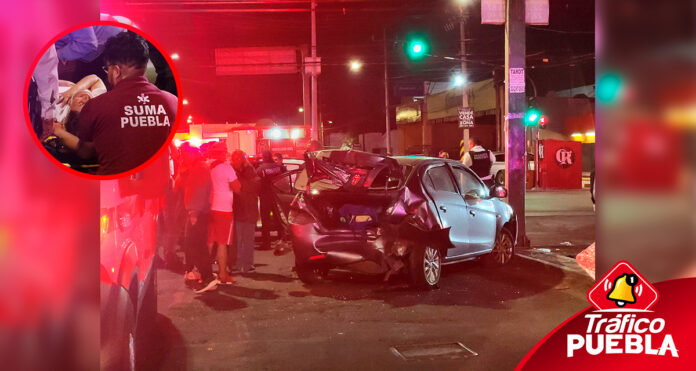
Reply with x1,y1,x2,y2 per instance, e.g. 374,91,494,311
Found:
235,221,256,270
184,212,213,280
161,186,184,260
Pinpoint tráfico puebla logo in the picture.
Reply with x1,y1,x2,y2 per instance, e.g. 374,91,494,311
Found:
568,261,677,358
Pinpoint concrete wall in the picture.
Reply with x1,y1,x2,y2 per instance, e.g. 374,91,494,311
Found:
325,130,402,155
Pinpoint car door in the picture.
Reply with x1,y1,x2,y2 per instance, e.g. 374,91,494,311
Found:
272,168,303,220
450,165,498,254
422,165,470,257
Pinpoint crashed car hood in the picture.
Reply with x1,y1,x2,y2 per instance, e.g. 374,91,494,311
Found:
304,150,404,192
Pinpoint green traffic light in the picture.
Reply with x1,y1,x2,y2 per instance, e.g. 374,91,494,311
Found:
404,34,429,61
597,72,623,105
524,107,542,126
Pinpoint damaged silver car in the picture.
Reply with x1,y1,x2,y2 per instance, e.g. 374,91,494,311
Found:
288,150,517,289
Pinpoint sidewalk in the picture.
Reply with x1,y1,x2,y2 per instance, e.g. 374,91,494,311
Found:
519,189,595,279
525,189,594,216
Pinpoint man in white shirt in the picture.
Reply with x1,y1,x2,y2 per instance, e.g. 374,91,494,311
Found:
462,137,496,186
201,143,241,291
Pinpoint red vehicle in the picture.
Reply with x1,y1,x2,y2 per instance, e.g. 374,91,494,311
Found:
100,154,168,370
174,124,310,159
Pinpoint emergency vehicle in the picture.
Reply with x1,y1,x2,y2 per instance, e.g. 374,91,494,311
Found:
100,153,168,370
173,123,310,159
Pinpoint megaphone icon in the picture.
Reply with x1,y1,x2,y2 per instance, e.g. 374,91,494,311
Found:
607,273,638,307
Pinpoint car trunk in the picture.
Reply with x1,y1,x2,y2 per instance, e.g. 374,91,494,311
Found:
302,150,406,231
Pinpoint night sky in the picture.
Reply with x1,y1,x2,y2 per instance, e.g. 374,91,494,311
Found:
101,0,594,133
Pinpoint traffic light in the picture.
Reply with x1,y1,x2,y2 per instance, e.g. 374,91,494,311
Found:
524,107,542,126
597,72,623,105
538,115,547,128
404,34,430,61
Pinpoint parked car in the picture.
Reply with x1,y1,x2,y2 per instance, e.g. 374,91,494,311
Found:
491,152,506,185
491,152,535,185
100,154,168,370
288,150,517,289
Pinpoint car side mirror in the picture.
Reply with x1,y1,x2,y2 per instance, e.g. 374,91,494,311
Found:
492,186,508,199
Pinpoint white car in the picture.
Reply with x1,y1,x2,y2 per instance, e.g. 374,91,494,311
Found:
491,152,535,185
491,152,506,185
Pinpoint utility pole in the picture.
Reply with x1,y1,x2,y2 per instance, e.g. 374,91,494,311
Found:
310,0,319,141
383,27,391,154
460,7,469,160
301,45,311,129
505,0,528,246
422,81,429,153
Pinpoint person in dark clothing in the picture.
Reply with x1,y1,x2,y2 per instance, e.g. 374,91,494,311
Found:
53,31,176,175
273,152,285,167
180,147,215,291
256,150,286,250
462,137,496,187
230,150,260,272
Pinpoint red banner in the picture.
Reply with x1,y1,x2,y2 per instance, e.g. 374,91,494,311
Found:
517,263,696,370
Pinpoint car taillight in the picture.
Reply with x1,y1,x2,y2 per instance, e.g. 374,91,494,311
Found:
309,254,326,260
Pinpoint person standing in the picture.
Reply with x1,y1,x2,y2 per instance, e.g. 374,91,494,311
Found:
180,147,214,291
207,143,241,286
256,150,286,250
273,152,285,168
462,137,496,187
230,150,260,273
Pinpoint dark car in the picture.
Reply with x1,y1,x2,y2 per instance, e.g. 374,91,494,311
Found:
288,150,518,289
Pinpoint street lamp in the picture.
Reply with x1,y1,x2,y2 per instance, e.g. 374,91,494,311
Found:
349,59,363,72
452,73,466,87
298,107,304,113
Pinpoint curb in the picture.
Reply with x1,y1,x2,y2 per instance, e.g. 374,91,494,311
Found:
516,249,591,278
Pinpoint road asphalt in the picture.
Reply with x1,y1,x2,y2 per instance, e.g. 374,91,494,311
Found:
139,189,596,370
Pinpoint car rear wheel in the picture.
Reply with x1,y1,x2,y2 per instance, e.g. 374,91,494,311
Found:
486,228,514,266
408,244,441,289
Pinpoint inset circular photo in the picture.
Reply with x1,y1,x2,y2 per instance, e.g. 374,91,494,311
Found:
25,21,181,178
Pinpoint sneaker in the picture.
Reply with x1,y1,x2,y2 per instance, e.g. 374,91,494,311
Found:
194,278,219,293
